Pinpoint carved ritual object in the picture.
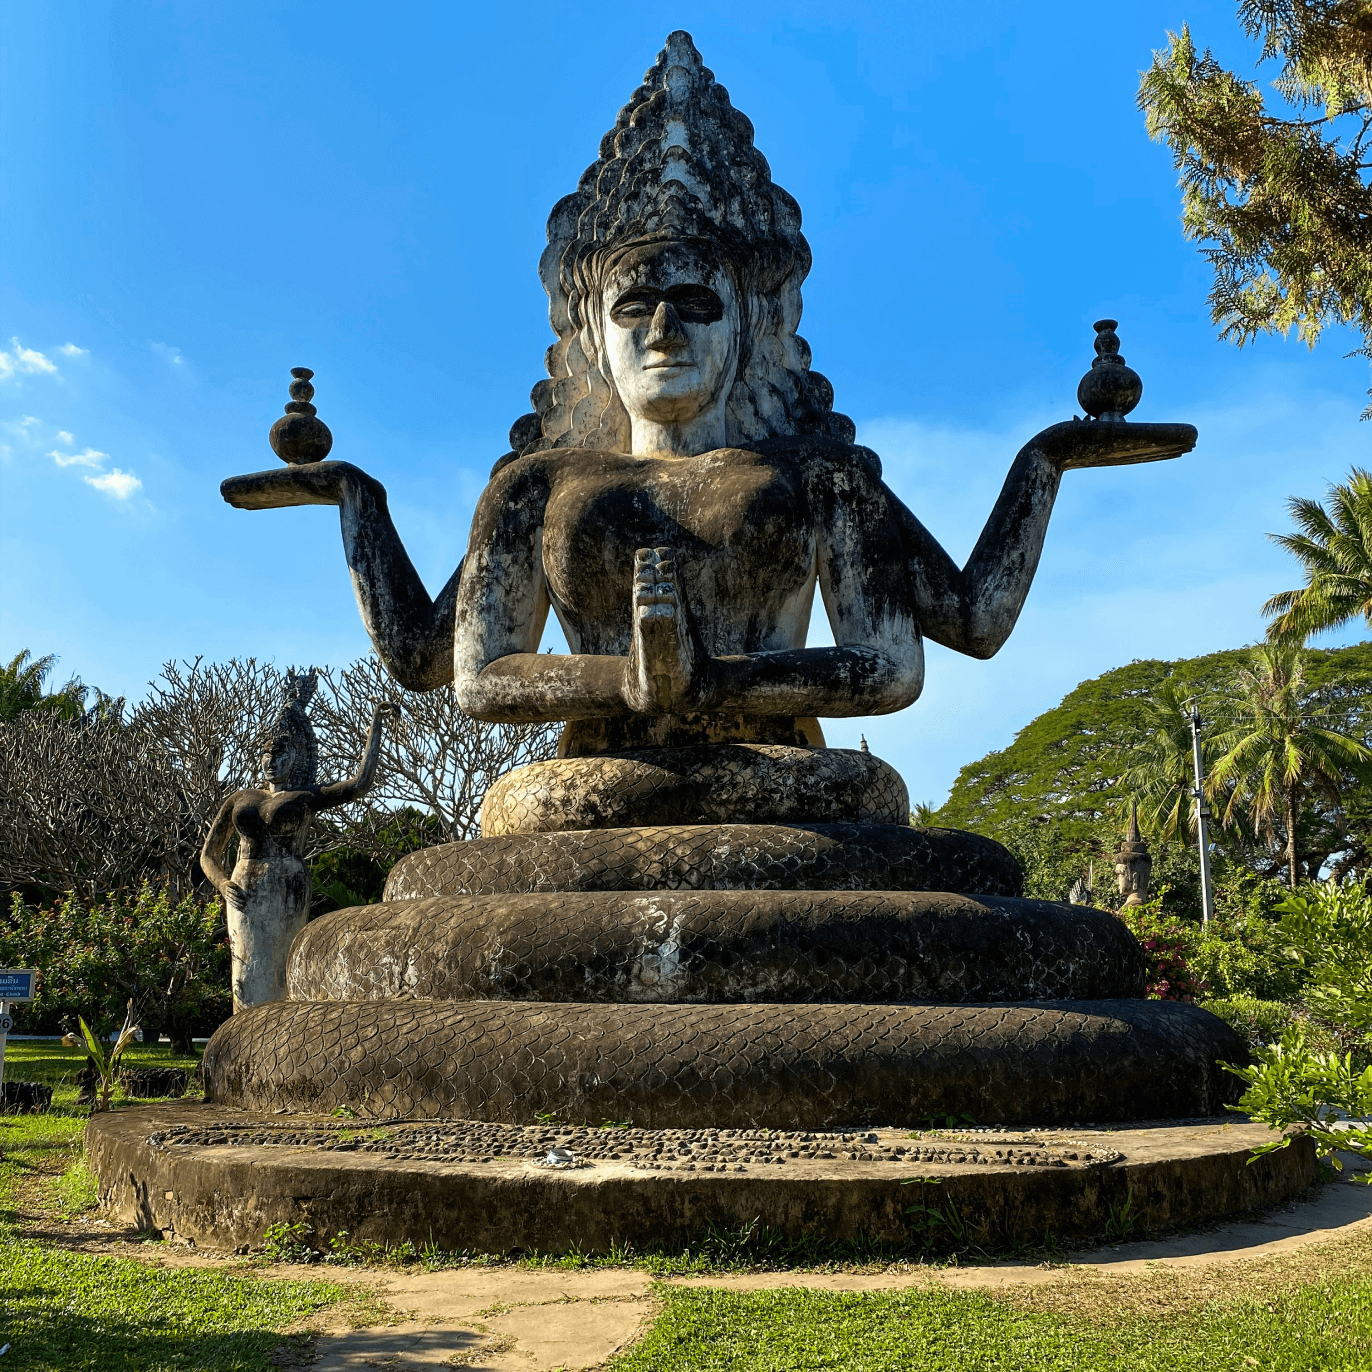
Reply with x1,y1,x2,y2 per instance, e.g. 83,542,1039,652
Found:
212,32,1241,1128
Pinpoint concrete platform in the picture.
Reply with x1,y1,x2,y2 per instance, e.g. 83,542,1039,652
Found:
88,1101,1316,1255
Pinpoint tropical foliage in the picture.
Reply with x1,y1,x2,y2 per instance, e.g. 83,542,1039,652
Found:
931,642,1372,899
1225,879,1372,1178
1265,467,1372,642
1139,1,1372,415
1209,640,1372,885
0,650,90,722
0,884,231,1050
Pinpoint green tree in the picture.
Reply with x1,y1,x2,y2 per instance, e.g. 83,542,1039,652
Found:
0,650,88,721
933,643,1372,900
1139,2,1372,414
1264,467,1372,641
1210,640,1372,886
1118,677,1213,840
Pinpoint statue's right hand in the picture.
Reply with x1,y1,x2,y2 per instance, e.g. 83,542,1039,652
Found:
224,881,248,911
220,461,384,512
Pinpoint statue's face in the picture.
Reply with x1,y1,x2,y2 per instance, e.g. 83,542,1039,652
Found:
600,240,740,434
263,739,295,789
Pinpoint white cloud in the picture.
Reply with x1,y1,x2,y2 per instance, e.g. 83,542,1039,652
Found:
0,339,58,382
50,447,108,469
55,430,73,444
151,342,184,367
58,343,87,358
18,416,38,428
83,468,141,499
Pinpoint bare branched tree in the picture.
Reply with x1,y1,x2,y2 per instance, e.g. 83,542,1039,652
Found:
312,655,560,859
0,654,560,903
0,709,199,901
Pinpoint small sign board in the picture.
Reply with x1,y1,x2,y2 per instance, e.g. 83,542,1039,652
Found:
0,970,37,1002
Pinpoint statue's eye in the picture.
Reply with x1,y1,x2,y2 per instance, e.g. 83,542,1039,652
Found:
610,293,659,323
667,286,724,324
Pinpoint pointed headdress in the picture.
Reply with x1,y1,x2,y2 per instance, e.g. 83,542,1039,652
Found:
265,668,319,790
507,31,854,458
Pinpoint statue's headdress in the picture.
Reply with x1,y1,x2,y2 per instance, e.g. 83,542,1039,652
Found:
264,668,319,789
506,31,854,459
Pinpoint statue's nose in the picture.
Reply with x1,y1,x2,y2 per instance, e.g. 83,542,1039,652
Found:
646,301,688,353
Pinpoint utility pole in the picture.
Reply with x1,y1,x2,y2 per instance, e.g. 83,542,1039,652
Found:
1189,705,1216,926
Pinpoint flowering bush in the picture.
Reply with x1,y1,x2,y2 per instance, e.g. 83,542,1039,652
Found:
0,883,230,1049
1116,905,1207,1001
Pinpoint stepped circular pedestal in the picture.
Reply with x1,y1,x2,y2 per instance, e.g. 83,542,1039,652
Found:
202,745,1246,1129
98,742,1279,1257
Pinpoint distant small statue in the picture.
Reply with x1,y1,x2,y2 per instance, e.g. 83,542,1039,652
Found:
200,671,396,1012
1113,801,1153,910
1068,865,1095,906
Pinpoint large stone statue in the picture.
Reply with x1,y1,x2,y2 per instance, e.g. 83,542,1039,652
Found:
199,671,394,1011
206,33,1241,1128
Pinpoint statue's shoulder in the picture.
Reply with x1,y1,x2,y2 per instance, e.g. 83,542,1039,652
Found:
485,445,629,483
750,433,884,483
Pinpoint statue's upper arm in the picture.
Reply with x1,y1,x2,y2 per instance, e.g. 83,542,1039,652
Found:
813,453,916,647
455,458,553,669
880,484,970,648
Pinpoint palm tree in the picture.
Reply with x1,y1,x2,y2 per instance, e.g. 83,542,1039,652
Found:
1264,469,1372,642
0,650,86,722
1118,678,1214,840
1209,641,1372,888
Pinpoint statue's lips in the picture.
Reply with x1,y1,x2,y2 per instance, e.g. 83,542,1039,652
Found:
643,361,695,370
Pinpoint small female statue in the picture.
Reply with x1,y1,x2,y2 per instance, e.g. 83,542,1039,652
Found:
200,670,395,1011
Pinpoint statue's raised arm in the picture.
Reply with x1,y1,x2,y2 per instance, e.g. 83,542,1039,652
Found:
222,33,1194,757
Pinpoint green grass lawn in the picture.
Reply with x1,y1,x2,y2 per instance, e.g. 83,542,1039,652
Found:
0,1039,385,1370
0,1237,362,1372
611,1274,1372,1372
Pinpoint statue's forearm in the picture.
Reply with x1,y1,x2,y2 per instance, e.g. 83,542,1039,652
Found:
956,446,1062,657
318,704,392,807
895,421,1195,659
339,484,459,691
891,446,1060,660
221,462,458,691
456,653,628,723
199,805,236,895
703,646,922,718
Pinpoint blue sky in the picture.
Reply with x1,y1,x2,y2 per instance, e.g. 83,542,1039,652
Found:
2,0,1367,806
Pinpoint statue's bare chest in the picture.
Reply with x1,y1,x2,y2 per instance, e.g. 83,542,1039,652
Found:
540,449,816,647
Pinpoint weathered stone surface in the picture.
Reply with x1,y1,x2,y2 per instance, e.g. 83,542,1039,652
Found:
287,890,1145,1005
202,998,1244,1129
119,1067,189,1099
479,744,909,834
89,1104,1317,1254
383,823,1024,901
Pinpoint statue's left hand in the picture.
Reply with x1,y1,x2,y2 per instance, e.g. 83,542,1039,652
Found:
1028,420,1198,472
220,461,385,510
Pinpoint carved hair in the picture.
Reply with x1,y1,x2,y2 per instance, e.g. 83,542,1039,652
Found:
506,31,854,458
264,669,319,790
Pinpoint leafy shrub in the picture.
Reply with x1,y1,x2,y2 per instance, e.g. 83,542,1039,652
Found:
1202,995,1297,1051
0,884,231,1048
1189,917,1307,1002
1273,880,1372,1035
1225,881,1372,1179
1115,905,1207,1001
